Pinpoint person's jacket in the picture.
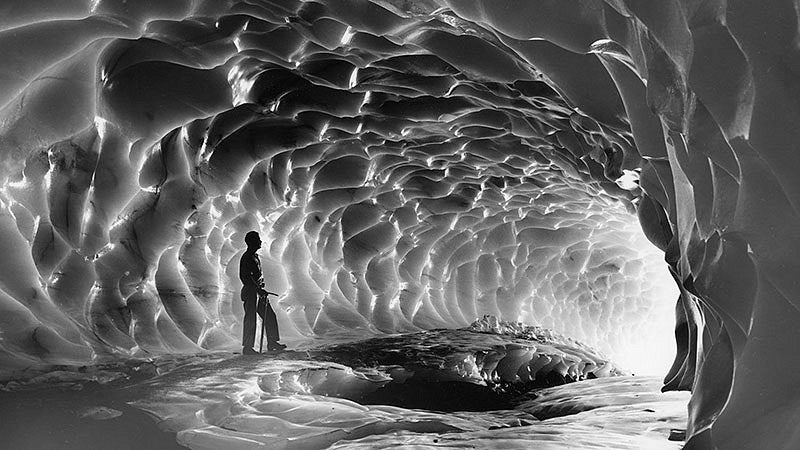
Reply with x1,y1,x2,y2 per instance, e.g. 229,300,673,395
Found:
239,249,264,297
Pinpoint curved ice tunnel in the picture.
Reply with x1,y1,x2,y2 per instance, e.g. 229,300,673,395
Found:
0,82,677,374
1,0,798,447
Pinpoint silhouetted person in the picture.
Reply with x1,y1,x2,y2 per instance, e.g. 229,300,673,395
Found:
240,231,286,355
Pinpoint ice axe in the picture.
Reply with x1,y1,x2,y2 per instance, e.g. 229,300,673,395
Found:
258,290,279,353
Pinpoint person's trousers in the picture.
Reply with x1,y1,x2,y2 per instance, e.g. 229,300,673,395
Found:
241,288,280,349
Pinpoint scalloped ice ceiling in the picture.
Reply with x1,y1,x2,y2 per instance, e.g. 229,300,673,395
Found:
0,0,796,447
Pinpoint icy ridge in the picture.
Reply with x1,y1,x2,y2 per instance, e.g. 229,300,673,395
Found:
312,323,622,389
468,315,611,359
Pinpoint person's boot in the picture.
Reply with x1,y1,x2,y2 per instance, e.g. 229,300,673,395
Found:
242,347,260,355
267,342,287,351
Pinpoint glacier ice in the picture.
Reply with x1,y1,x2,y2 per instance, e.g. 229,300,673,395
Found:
0,0,797,448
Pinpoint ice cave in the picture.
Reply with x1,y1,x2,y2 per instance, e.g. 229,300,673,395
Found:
0,0,795,448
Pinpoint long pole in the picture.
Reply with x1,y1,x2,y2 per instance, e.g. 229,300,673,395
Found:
258,294,265,353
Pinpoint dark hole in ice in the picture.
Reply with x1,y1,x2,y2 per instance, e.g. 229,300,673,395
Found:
353,371,586,413
361,380,515,412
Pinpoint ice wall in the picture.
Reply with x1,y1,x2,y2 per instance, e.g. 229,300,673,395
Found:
0,0,793,447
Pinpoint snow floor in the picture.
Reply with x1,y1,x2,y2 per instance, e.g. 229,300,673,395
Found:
0,329,688,449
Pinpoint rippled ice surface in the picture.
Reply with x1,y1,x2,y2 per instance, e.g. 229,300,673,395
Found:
1,327,688,449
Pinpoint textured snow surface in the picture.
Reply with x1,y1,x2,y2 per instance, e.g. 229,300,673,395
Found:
1,0,798,447
1,330,683,449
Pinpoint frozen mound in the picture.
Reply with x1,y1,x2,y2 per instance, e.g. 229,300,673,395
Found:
117,336,672,450
468,314,619,365
0,0,795,447
310,320,623,390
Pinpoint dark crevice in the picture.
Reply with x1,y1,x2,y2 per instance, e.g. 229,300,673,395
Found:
348,371,580,413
